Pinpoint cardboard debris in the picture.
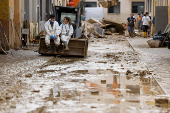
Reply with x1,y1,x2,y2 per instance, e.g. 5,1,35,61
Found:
104,31,112,35
93,31,104,38
82,21,95,38
95,27,105,36
88,18,103,26
98,0,119,8
100,24,112,28
82,21,106,38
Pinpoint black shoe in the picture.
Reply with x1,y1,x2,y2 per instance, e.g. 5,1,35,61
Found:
54,45,58,52
47,45,51,52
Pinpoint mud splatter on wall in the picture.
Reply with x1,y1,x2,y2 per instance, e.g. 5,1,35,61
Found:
0,0,10,20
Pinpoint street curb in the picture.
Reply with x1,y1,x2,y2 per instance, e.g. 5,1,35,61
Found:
126,37,136,52
126,37,166,95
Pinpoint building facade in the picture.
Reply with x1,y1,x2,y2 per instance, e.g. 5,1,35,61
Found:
145,0,168,20
104,0,145,23
0,0,21,49
0,0,54,49
21,0,53,45
84,0,145,23
145,0,169,34
0,0,76,49
169,0,170,24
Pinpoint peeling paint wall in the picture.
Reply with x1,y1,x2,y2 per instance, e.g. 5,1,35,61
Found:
0,0,10,20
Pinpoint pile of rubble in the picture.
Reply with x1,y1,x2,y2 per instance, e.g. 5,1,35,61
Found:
82,18,125,38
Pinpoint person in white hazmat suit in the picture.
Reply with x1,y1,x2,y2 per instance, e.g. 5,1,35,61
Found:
60,17,73,51
44,14,60,53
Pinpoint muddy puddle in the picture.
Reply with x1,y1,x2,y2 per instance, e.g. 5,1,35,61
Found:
31,69,170,113
1,37,170,113
28,49,170,113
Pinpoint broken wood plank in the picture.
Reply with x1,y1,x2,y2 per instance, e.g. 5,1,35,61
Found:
88,18,104,26
103,19,125,34
0,47,7,55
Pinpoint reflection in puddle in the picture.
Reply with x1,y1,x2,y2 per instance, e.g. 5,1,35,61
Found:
39,69,169,113
27,51,168,113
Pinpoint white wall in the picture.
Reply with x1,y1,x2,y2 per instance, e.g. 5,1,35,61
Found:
84,0,145,23
103,0,145,23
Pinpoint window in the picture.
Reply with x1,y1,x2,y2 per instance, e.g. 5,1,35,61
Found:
108,2,120,13
61,13,76,24
132,2,144,13
84,2,97,7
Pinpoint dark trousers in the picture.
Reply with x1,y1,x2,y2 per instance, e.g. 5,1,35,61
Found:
143,25,149,32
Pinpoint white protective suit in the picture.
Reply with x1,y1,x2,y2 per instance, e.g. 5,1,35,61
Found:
60,23,73,45
44,19,60,46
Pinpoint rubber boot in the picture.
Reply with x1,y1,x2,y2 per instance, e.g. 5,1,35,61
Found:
65,45,69,51
64,41,69,51
145,32,147,38
54,45,58,54
143,32,146,38
60,42,66,54
47,45,51,53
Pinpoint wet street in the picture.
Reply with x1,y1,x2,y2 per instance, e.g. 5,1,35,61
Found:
0,35,170,113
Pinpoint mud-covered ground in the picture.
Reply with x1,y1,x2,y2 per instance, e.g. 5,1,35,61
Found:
0,35,170,113
127,37,170,95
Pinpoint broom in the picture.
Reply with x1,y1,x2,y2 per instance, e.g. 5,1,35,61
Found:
0,21,13,55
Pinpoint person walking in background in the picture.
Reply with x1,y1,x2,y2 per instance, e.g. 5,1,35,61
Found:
141,12,144,17
127,14,136,38
147,16,152,37
152,16,155,27
137,13,142,30
142,12,151,38
132,14,136,25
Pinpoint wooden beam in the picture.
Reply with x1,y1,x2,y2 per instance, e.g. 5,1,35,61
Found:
0,47,7,55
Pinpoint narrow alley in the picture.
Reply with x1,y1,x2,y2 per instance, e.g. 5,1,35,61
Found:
0,35,170,112
0,0,170,113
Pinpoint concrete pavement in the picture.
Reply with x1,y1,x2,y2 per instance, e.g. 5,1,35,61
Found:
127,36,170,95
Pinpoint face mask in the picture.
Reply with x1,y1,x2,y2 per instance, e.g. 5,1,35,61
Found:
52,20,54,22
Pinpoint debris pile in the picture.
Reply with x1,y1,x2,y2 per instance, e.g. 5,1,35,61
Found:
102,19,125,34
83,18,125,38
147,30,170,48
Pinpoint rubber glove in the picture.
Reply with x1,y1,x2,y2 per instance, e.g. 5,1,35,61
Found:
50,35,54,39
